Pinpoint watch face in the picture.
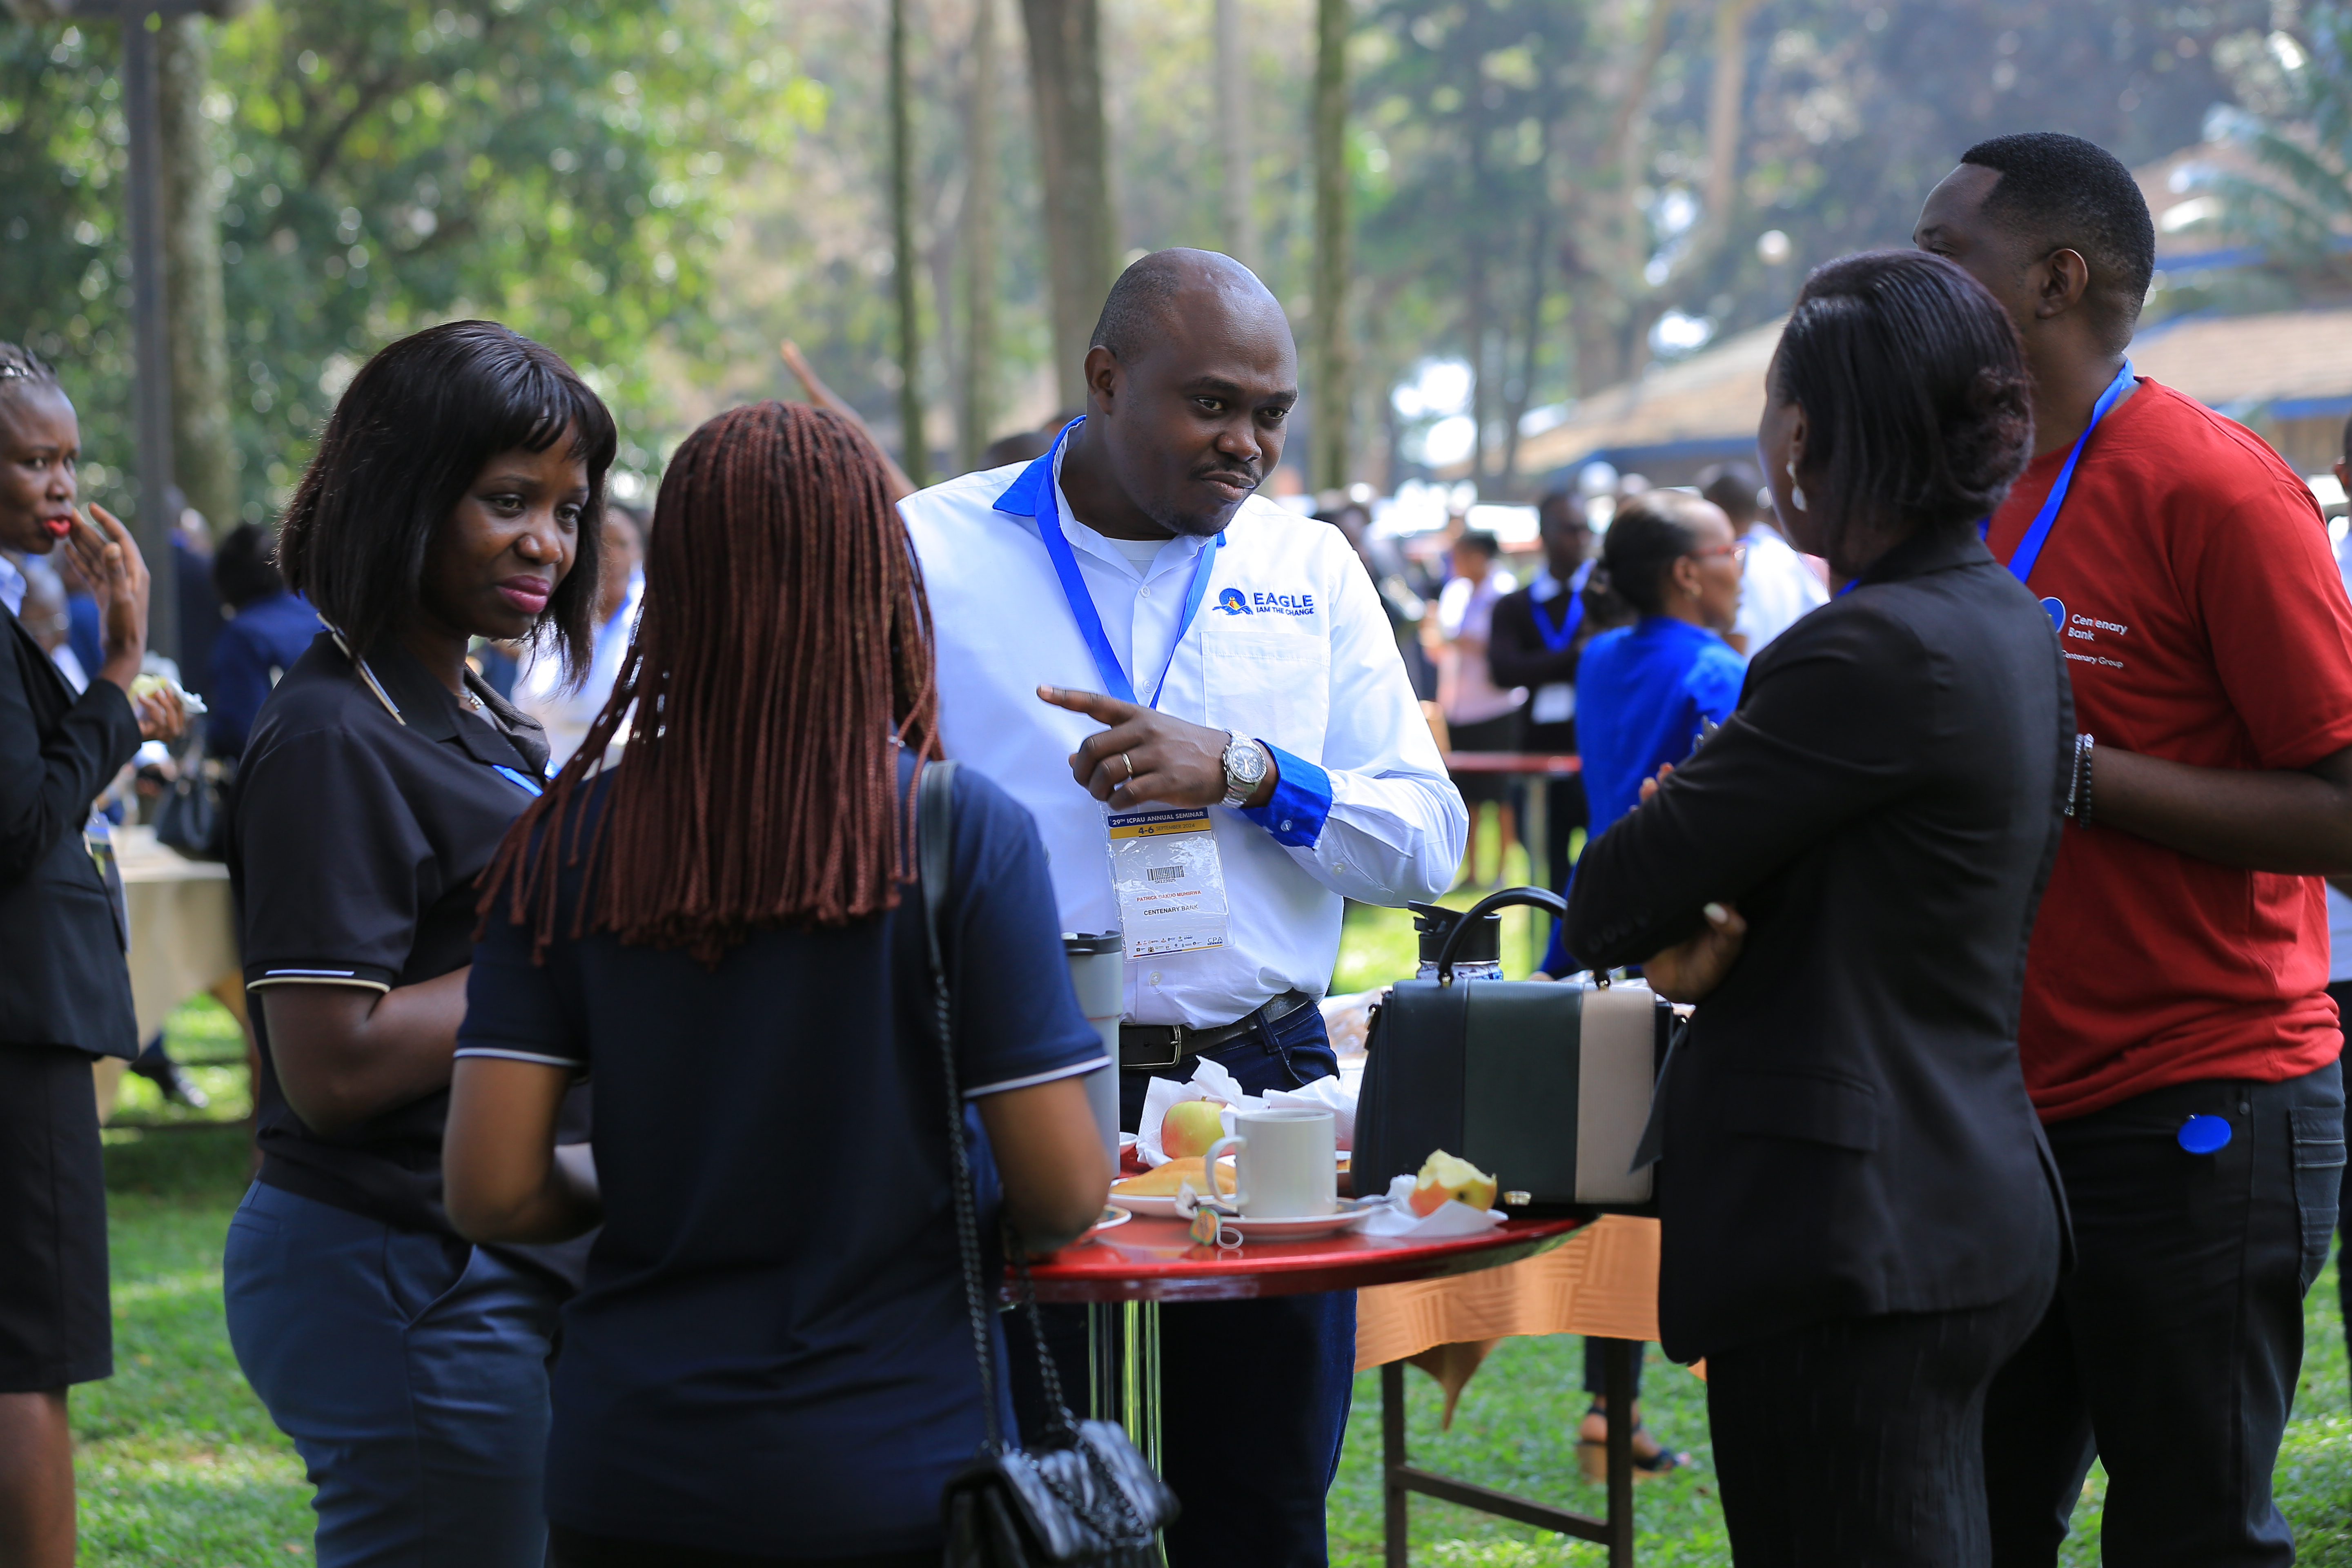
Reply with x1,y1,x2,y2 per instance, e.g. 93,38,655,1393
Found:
1229,743,1267,783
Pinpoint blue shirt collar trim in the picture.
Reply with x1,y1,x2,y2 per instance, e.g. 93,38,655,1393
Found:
991,416,1085,519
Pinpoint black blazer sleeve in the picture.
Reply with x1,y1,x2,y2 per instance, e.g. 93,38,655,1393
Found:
0,619,138,886
1486,588,1581,691
1565,603,1930,967
0,613,143,1056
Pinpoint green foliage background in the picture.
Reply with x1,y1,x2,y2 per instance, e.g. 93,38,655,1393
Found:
0,2,821,525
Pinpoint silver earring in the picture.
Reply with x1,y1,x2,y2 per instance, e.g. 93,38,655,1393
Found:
1785,459,1807,512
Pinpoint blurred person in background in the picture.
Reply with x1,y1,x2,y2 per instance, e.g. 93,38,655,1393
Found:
1535,486,1744,1473
224,321,611,1568
171,499,221,702
443,400,1109,1568
1702,461,1826,656
1569,246,2068,1568
0,341,183,1568
1434,529,1522,886
512,502,646,768
1488,489,1595,901
18,560,85,691
208,522,317,760
1319,488,1434,699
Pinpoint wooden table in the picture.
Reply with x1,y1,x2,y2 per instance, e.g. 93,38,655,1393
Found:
96,824,243,1120
1027,1213,1610,1565
1357,1214,1667,1566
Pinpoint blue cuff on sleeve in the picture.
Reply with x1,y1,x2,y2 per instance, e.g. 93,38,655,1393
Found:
1240,744,1332,848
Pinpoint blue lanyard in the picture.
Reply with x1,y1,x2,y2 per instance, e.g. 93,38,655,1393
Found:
321,619,548,797
491,764,544,797
1529,566,1585,653
1981,360,2135,585
1029,419,1225,709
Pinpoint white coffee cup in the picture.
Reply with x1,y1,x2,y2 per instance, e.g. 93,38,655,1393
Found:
1200,1107,1337,1218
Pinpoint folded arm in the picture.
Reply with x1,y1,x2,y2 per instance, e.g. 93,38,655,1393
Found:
1565,610,1928,971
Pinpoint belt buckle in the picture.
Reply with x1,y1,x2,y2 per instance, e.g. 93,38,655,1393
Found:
1123,1027,1186,1072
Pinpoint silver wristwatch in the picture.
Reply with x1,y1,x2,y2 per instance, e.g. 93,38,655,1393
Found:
1219,733,1271,808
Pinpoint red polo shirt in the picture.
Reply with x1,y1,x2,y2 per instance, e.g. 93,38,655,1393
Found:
1985,376,2352,1122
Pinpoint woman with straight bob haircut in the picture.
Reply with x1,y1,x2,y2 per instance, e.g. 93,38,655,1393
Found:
224,320,615,1568
1565,250,2072,1566
440,401,1109,1568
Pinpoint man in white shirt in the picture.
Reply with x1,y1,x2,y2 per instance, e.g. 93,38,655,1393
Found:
899,249,1466,1568
1702,461,1826,655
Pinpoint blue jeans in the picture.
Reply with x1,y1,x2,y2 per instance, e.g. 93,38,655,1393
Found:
1123,1002,1355,1568
223,1182,565,1568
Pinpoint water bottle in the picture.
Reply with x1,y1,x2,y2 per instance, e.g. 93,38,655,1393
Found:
1409,901,1505,982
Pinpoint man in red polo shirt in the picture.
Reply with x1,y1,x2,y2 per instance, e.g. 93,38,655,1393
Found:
1917,132,2351,1566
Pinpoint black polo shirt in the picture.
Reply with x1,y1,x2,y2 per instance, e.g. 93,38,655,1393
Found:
228,630,557,1234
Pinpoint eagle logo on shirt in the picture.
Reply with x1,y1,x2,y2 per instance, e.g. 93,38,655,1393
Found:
1215,588,1253,616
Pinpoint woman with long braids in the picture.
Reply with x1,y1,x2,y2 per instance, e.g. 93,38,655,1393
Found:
224,321,612,1568
441,400,1109,1568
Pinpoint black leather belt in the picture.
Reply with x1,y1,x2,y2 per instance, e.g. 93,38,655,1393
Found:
1119,990,1318,1073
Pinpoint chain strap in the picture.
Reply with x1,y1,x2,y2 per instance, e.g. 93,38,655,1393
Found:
919,760,1157,1550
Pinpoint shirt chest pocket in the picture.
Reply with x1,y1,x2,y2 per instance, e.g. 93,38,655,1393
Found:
1206,624,1331,758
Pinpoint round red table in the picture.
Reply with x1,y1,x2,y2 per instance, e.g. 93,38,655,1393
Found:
1020,1211,1587,1535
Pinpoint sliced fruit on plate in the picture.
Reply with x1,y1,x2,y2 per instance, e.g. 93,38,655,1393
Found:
1408,1149,1499,1216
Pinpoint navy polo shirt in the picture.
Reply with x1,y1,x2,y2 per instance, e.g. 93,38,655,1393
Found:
457,754,1105,1558
228,632,555,1234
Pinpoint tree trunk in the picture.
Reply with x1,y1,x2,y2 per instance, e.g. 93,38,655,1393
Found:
890,0,929,488
958,0,1000,469
159,16,234,538
1019,0,1113,412
1500,206,1548,491
1214,0,1258,272
1464,114,1490,484
1309,0,1350,491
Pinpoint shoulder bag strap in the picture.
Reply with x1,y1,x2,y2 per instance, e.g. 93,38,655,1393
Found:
917,760,1008,1455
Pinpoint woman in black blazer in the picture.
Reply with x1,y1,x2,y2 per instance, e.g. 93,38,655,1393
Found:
0,343,179,1568
1564,252,2071,1568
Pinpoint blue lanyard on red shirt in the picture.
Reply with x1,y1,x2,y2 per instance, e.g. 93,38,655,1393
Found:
1981,359,2135,585
1028,418,1225,709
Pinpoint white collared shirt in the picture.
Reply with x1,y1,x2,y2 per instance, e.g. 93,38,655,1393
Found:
0,553,24,618
900,457,1468,1027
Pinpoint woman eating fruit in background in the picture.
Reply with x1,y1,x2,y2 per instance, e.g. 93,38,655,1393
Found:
440,400,1109,1568
0,341,183,1568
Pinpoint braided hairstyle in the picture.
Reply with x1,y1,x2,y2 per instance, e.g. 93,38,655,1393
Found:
479,400,942,967
0,343,64,420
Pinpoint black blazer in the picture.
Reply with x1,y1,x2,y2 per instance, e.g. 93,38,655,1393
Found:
0,606,142,1058
1487,583,1581,753
1565,528,2072,1361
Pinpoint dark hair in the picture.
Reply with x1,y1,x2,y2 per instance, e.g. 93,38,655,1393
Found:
604,501,649,548
1537,488,1589,533
1959,132,2155,349
0,341,62,401
1092,253,1192,363
1594,491,1718,617
479,402,942,966
1453,530,1501,561
276,321,617,679
212,522,285,610
1695,461,1762,523
1773,250,2033,577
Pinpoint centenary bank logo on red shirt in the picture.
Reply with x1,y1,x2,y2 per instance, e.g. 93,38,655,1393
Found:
2056,601,2129,670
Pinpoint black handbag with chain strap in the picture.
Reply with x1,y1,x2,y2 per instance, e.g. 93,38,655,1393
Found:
916,760,1180,1567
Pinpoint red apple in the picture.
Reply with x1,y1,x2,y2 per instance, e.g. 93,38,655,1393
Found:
1160,1100,1228,1160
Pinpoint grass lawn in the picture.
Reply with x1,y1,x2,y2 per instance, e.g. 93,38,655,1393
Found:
80,886,2352,1564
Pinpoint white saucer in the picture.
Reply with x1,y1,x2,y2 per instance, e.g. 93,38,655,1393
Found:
1107,1191,1227,1220
1209,1209,1372,1241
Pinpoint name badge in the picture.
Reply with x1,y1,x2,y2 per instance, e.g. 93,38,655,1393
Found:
1106,807,1230,960
1531,682,1574,725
